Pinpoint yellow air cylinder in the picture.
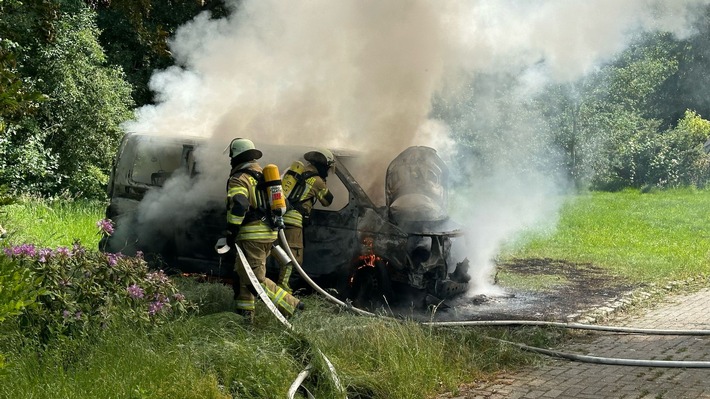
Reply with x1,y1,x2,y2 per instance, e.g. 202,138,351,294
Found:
263,164,286,217
281,160,304,198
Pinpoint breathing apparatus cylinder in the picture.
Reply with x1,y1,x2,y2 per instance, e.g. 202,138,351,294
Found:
271,244,291,266
282,161,305,198
262,164,287,229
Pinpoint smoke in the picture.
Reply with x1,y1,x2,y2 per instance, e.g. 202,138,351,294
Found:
120,0,708,293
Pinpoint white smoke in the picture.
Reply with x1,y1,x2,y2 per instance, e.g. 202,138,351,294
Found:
120,0,709,294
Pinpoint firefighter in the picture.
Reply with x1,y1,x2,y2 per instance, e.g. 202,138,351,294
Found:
278,148,335,292
225,138,303,320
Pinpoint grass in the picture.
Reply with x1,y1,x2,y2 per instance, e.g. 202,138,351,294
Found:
503,188,710,284
1,188,708,398
0,292,549,399
2,197,105,249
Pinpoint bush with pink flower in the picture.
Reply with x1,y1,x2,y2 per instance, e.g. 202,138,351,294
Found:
2,236,193,343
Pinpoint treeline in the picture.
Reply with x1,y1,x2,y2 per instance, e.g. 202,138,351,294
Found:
445,31,710,191
1,1,710,199
537,32,710,190
0,0,228,198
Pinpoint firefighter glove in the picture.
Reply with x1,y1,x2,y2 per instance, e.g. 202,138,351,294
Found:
225,224,240,239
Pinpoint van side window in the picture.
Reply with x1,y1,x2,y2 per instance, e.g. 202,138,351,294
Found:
131,142,183,186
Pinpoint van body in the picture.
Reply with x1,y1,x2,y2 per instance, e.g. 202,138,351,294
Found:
102,133,471,308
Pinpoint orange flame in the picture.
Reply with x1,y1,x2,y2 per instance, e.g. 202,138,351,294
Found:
350,236,383,285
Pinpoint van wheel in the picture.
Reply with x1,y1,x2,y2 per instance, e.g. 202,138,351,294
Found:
348,259,393,310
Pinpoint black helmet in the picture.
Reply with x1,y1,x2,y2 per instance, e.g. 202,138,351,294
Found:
304,148,335,167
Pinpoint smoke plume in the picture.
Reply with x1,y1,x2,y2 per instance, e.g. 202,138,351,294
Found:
120,0,709,294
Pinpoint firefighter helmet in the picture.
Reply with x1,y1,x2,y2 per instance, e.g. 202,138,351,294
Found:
304,148,335,168
229,138,262,164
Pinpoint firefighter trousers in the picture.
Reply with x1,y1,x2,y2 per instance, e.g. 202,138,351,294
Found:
234,239,301,317
278,226,303,293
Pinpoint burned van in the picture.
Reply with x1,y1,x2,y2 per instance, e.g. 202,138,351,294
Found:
101,133,471,308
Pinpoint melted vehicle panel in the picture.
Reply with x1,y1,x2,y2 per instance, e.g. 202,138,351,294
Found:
102,134,472,308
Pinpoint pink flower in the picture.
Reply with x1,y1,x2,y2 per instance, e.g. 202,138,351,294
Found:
146,270,169,284
55,247,71,258
148,301,165,315
106,253,118,267
127,284,145,299
96,219,114,236
38,248,52,263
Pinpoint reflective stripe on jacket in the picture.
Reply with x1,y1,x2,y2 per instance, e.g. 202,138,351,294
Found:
226,163,277,243
283,164,332,228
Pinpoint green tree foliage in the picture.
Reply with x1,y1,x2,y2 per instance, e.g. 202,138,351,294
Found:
0,1,134,198
537,32,710,190
589,37,710,190
0,1,47,134
93,0,229,106
649,4,710,128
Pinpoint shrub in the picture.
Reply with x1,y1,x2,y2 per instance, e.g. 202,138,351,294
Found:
3,239,192,344
0,255,42,325
592,110,710,190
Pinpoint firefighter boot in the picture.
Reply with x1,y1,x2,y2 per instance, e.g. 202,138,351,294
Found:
262,279,301,317
277,264,293,293
234,308,254,324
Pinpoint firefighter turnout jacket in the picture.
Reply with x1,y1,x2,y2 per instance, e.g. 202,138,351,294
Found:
226,161,301,317
283,163,333,228
226,162,278,243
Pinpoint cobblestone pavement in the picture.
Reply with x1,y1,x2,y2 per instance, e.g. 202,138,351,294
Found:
461,288,710,399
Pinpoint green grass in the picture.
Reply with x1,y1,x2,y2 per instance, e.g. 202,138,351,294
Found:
0,294,549,399
1,189,708,398
2,197,105,249
504,188,710,283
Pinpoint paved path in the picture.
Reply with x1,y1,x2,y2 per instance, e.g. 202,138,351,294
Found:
463,287,710,399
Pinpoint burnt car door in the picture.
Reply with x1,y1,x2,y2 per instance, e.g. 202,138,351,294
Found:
302,156,364,282
170,144,230,276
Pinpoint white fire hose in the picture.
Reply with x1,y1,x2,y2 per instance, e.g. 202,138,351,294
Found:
220,229,710,399
277,230,377,318
276,231,710,369
229,237,347,399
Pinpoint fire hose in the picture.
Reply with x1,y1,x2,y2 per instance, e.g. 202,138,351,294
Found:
232,241,346,399
278,230,710,369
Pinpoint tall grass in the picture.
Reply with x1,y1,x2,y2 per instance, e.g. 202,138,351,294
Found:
2,189,707,398
506,188,710,283
0,295,548,399
2,197,105,249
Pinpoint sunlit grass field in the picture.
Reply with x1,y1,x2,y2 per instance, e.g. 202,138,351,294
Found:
507,188,710,283
2,197,105,249
1,189,709,398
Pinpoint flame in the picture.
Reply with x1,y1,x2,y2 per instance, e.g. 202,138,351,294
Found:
349,236,384,285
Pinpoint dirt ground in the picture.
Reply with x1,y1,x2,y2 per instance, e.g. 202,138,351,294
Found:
432,258,640,322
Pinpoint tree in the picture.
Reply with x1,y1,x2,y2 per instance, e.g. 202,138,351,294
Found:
649,5,710,128
535,32,690,190
0,1,134,198
0,0,48,132
93,0,230,106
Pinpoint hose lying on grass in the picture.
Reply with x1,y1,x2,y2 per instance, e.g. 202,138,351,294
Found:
234,240,346,399
423,320,710,336
279,228,710,370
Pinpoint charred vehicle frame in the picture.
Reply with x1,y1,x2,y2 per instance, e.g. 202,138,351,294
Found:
101,133,472,309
